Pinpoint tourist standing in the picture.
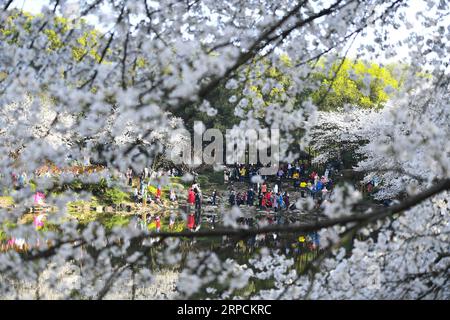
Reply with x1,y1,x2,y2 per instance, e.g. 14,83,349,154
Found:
287,163,292,178
126,167,133,186
187,188,195,208
283,192,290,209
261,182,267,194
239,166,246,182
194,189,202,210
273,183,279,195
194,188,202,227
247,188,254,206
229,190,236,206
300,179,307,197
224,168,229,183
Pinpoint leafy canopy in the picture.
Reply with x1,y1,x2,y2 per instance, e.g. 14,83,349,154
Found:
311,58,400,111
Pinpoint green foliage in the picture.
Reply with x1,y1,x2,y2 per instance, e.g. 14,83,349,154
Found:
311,58,399,110
71,28,102,62
0,10,34,40
54,178,129,205
171,83,241,133
183,55,400,140
102,187,130,205
69,209,132,229
1,10,103,64
40,221,60,233
161,182,185,199
0,196,14,207
0,220,17,242
239,54,293,117
195,171,225,190
169,177,191,188
102,215,131,230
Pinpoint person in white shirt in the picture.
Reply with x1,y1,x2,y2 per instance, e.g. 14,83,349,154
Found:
224,169,229,183
287,163,292,178
321,186,328,199
273,183,279,194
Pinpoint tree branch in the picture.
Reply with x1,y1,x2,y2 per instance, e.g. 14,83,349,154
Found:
132,178,450,239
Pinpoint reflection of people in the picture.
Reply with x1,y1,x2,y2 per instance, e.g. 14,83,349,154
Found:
34,192,45,205
187,212,195,230
15,238,26,250
156,185,162,200
34,214,46,230
211,190,217,206
83,155,90,166
169,213,176,230
194,188,201,210
207,214,216,230
18,172,27,188
169,189,177,202
137,216,147,230
155,216,161,232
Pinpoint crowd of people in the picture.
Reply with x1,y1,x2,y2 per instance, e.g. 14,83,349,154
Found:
222,162,335,251
228,186,291,212
224,161,332,183
131,172,206,233
1,160,335,252
225,161,336,212
228,231,321,254
127,166,182,205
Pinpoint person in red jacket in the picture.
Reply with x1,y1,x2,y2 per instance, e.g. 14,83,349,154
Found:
187,188,195,205
264,191,272,210
156,185,162,201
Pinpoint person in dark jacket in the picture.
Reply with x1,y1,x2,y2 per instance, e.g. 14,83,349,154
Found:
283,192,290,210
211,190,217,206
258,191,263,208
247,188,255,206
229,190,236,206
194,189,202,210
